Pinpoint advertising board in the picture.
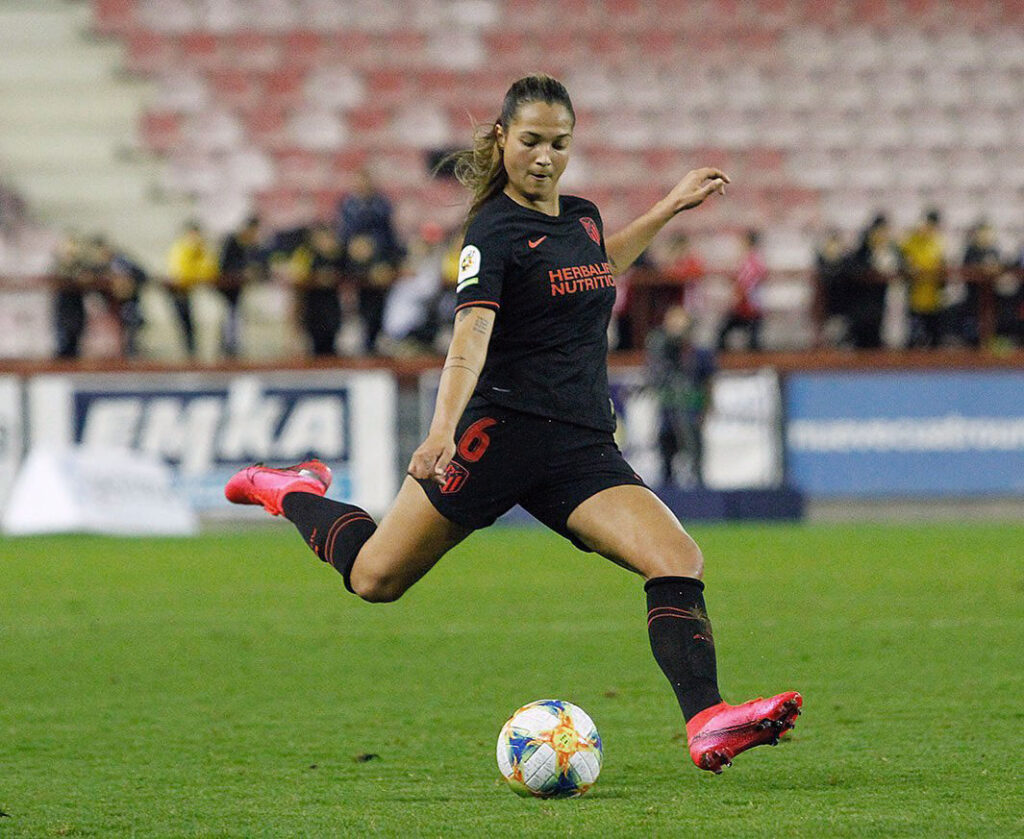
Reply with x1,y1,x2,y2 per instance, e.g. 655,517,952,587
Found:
25,371,398,515
786,371,1024,496
0,376,23,511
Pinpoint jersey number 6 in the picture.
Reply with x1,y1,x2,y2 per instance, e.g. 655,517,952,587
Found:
457,418,497,463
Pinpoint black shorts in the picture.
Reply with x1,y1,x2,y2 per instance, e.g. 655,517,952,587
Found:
419,400,646,551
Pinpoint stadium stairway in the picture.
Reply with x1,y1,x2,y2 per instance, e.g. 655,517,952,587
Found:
0,0,192,272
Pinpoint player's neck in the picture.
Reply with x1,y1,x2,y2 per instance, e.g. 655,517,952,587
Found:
503,185,560,217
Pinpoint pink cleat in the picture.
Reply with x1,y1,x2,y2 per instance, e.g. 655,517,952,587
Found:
224,460,332,516
686,691,802,773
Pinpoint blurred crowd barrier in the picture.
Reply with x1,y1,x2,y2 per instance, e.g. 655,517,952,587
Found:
1,261,1021,362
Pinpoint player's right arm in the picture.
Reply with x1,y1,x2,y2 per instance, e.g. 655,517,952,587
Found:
408,213,507,484
407,305,496,484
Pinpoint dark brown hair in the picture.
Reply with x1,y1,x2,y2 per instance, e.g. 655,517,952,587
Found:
448,74,575,224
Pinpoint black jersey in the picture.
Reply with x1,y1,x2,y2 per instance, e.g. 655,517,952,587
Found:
455,192,617,432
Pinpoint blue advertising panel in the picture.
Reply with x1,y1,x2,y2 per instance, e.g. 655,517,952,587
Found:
785,371,1024,496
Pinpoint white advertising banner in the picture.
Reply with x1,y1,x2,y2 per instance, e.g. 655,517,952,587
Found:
702,369,784,489
3,446,198,536
25,371,398,517
0,375,23,512
613,368,783,490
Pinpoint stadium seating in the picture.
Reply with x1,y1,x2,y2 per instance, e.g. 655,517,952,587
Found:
38,0,1008,352
92,0,1023,262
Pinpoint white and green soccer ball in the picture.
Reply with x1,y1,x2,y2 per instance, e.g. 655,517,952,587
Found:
496,699,603,798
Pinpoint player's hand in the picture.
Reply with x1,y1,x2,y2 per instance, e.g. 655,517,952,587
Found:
407,432,456,485
666,167,730,214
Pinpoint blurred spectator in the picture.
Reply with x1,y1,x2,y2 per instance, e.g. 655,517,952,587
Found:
166,220,218,357
0,182,27,234
218,215,267,356
846,214,900,349
52,231,88,358
646,305,714,487
87,235,147,357
902,208,947,347
954,220,1001,347
660,232,706,310
291,223,344,357
998,244,1024,347
381,221,449,355
814,228,852,346
421,228,464,353
717,229,765,351
337,168,405,354
609,249,654,351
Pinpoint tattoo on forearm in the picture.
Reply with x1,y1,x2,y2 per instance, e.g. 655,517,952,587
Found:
472,317,490,335
456,309,470,322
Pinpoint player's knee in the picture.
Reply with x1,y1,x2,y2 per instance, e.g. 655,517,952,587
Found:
349,565,405,603
683,541,705,580
646,532,704,580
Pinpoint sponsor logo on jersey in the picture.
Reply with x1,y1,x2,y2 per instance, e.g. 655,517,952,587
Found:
547,262,615,297
528,235,547,248
458,245,481,283
579,217,601,245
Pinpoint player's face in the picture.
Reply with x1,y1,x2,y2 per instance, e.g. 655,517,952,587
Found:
498,101,573,211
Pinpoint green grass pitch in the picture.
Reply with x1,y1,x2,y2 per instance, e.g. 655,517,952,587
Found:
1,521,1021,837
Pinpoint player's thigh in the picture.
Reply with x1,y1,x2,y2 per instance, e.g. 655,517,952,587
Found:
350,477,471,601
566,484,703,579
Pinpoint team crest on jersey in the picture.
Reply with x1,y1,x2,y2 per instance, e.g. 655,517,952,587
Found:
579,217,601,245
458,245,481,284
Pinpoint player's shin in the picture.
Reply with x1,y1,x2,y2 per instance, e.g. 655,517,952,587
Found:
281,492,377,593
645,575,723,721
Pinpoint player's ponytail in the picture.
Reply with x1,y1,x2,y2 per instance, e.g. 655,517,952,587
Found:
447,74,575,225
450,120,507,225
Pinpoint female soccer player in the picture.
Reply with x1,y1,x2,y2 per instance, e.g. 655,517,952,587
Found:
226,74,801,773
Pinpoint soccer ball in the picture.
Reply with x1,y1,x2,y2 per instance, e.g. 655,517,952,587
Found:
496,699,603,798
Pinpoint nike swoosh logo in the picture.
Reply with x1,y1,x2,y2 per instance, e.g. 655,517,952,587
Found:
528,236,547,248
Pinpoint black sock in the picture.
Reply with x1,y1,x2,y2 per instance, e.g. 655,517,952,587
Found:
645,575,723,721
281,492,377,593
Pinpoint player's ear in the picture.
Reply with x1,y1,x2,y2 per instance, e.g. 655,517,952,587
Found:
494,122,505,151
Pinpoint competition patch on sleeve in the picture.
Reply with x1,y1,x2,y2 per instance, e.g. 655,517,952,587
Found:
458,245,481,283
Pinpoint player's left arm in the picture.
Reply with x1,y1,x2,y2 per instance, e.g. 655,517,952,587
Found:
605,167,730,275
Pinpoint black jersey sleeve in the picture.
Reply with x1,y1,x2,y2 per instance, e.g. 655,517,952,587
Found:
455,208,511,313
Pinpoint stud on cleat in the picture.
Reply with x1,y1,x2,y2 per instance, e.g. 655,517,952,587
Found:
700,750,731,774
